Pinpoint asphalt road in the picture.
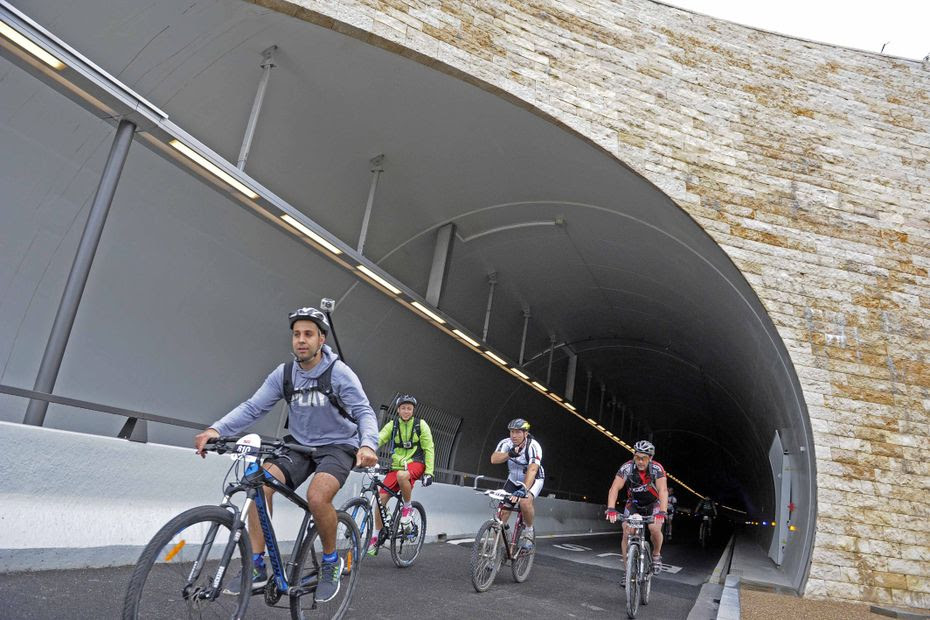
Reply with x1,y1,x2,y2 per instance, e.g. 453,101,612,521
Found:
0,519,730,619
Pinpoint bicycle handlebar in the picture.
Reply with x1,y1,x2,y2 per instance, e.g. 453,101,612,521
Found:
205,435,317,457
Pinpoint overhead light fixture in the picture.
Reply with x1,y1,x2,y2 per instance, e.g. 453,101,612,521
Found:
483,350,507,366
547,393,563,403
530,381,548,393
0,20,66,70
169,139,258,199
596,424,605,431
563,402,576,411
452,329,480,348
586,418,597,425
508,368,529,380
280,214,343,255
356,264,401,295
410,301,445,324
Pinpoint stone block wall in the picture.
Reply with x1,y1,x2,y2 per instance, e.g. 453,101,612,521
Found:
257,0,930,608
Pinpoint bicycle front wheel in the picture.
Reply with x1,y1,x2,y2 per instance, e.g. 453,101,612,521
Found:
640,548,652,605
470,520,503,593
340,497,374,561
510,523,535,583
123,505,251,620
390,501,426,568
625,543,641,618
289,511,360,620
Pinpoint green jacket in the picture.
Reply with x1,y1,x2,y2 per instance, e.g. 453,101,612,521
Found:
377,417,435,475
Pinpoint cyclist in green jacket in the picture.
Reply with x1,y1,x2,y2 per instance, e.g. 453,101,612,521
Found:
368,394,435,554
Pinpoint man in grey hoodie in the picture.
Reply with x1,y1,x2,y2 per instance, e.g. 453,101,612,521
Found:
193,306,379,603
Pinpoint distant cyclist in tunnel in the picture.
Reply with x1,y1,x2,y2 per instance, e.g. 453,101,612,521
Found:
490,418,544,550
695,495,718,540
369,393,435,555
605,440,668,576
193,306,379,602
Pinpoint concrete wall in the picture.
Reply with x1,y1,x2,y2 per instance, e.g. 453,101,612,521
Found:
0,421,611,572
257,0,930,609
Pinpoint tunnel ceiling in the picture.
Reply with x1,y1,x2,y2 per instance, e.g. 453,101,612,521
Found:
13,0,810,509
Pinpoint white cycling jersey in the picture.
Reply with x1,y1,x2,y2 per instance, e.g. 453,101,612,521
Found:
495,436,545,484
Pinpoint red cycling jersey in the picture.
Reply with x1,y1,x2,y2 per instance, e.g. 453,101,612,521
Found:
616,460,666,509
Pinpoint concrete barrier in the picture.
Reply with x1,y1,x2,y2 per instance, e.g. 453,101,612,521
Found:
0,421,612,571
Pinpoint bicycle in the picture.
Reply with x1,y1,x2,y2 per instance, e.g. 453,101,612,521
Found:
339,466,426,568
122,434,361,620
662,511,674,543
469,485,536,592
619,513,656,619
698,514,712,549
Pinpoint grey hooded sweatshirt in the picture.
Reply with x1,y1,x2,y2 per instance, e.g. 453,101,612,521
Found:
211,345,378,451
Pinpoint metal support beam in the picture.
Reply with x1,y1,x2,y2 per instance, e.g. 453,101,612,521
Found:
357,154,384,254
584,370,592,412
518,307,531,366
546,334,556,385
425,223,455,308
237,45,276,171
481,272,497,341
24,119,136,426
564,351,577,401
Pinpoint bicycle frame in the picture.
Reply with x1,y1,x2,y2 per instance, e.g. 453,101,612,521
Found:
212,460,314,597
625,517,652,579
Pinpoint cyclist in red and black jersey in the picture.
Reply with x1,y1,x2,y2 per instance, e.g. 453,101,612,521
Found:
605,440,668,573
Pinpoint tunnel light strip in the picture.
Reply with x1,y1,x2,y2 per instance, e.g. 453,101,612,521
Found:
356,264,401,295
530,381,548,393
483,350,508,366
280,215,343,255
452,329,480,348
410,301,446,324
508,367,529,380
0,19,66,70
169,140,259,199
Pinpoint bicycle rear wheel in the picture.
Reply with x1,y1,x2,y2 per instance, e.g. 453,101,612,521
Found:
340,497,374,561
510,522,535,583
470,520,503,592
123,505,250,620
288,511,360,620
625,543,641,618
390,501,426,568
699,520,708,549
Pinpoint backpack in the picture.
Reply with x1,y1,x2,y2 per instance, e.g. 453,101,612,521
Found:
281,360,352,428
388,416,422,453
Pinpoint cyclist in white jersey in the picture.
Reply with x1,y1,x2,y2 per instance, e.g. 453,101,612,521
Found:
490,418,544,550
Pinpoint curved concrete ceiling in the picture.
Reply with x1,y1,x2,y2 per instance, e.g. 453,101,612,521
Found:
13,0,812,526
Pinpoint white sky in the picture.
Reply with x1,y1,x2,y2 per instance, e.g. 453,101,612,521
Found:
663,1,930,60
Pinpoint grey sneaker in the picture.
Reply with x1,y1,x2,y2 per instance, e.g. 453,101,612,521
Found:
314,557,344,603
519,531,535,551
652,555,662,574
223,562,268,595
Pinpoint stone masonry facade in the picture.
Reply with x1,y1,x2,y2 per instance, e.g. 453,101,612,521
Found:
257,0,930,608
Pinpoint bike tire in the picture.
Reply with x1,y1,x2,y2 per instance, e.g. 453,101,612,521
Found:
123,505,251,620
641,547,652,606
390,501,426,568
625,543,641,618
288,511,360,620
700,521,707,549
510,522,535,583
340,497,374,561
470,520,503,593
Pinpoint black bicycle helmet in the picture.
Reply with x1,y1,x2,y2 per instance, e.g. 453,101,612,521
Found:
396,394,418,408
507,418,531,431
633,439,655,456
288,306,329,333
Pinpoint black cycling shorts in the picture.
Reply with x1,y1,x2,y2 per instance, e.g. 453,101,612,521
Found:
265,440,356,489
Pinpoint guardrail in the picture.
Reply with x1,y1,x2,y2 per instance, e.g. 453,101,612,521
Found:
0,383,585,500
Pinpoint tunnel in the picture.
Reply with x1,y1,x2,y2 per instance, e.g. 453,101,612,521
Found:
0,0,816,592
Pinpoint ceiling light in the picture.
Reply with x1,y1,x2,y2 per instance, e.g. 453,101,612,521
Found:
452,329,480,348
508,367,529,380
586,418,597,425
483,350,507,366
0,20,65,70
411,301,445,324
356,264,401,295
169,139,258,199
563,402,576,411
281,214,343,255
530,381,548,393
